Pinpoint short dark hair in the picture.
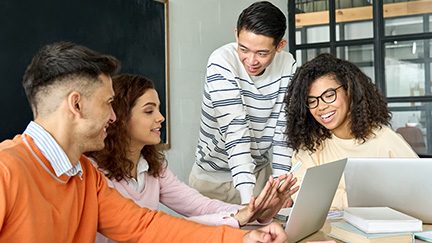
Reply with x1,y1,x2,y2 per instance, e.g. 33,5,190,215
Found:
285,53,391,152
22,41,120,112
236,1,286,46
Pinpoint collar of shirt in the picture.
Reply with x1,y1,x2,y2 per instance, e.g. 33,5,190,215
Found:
23,121,83,178
137,155,149,174
128,155,149,192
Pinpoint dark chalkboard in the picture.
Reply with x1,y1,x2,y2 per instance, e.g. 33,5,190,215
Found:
0,0,168,143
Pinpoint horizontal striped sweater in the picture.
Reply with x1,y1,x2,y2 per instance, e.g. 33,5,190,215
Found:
193,42,297,204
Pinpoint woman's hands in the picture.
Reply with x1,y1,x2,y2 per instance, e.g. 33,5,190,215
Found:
256,173,299,223
234,173,300,226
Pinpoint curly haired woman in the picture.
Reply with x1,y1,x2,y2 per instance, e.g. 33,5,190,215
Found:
284,53,417,210
90,74,299,243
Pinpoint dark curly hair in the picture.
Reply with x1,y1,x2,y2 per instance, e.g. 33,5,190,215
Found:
89,74,166,181
285,53,391,152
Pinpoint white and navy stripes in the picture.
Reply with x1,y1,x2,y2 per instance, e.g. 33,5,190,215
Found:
23,121,82,177
193,42,296,204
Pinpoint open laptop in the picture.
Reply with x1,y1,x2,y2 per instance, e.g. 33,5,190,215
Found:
344,158,432,223
283,158,347,242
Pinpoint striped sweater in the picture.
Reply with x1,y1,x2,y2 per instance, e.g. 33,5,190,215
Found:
193,42,297,204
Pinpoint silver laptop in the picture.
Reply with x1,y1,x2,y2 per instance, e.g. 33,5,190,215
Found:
344,158,432,223
285,158,347,242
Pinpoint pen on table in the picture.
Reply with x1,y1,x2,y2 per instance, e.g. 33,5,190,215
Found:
278,161,302,188
289,161,303,174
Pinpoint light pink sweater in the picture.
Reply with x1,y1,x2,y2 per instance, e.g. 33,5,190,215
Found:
96,166,242,243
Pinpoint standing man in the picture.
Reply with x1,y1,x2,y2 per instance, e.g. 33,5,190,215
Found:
0,41,288,242
190,1,297,205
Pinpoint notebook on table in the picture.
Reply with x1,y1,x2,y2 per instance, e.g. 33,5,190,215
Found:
344,158,432,223
343,207,422,233
283,158,347,242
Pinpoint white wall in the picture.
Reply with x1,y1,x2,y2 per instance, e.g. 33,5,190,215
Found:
165,0,288,186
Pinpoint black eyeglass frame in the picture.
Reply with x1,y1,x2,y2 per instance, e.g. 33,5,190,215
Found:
306,85,344,109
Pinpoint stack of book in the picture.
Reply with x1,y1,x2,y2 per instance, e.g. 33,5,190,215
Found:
328,207,423,243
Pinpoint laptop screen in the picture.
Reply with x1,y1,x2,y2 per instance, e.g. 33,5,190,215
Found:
344,158,432,223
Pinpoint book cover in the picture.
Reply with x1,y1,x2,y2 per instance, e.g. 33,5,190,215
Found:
343,207,422,233
328,221,413,243
414,231,432,242
275,207,291,222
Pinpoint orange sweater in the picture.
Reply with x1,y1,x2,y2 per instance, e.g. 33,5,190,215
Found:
0,135,246,242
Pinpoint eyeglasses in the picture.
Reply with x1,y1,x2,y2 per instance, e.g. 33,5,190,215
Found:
306,85,344,109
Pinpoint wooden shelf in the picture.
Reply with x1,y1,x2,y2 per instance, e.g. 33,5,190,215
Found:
296,0,432,27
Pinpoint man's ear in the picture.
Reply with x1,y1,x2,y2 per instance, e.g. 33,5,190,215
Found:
276,39,287,52
234,29,238,42
68,91,83,118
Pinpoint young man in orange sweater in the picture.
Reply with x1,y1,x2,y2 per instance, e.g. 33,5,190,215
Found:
0,42,288,243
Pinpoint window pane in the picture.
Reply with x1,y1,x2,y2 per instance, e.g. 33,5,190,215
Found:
337,44,373,63
296,48,330,65
337,45,374,81
306,25,330,43
384,0,432,36
340,21,373,40
296,0,328,13
385,39,428,97
389,102,432,155
385,16,424,36
386,39,425,60
295,49,302,65
430,14,432,32
336,0,371,9
295,30,302,46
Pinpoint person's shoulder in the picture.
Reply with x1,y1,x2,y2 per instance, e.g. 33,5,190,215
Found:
277,49,295,59
371,125,418,156
0,134,22,150
373,125,397,137
273,49,296,65
293,148,314,161
0,135,32,173
79,155,105,178
370,125,410,144
157,166,177,183
209,42,237,62
0,135,27,161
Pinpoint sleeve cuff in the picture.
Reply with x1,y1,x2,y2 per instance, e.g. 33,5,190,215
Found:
272,169,288,177
237,184,254,205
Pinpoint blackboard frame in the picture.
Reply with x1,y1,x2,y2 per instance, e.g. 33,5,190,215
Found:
153,0,170,148
161,0,170,148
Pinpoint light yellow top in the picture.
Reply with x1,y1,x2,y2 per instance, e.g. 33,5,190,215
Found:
292,126,418,210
